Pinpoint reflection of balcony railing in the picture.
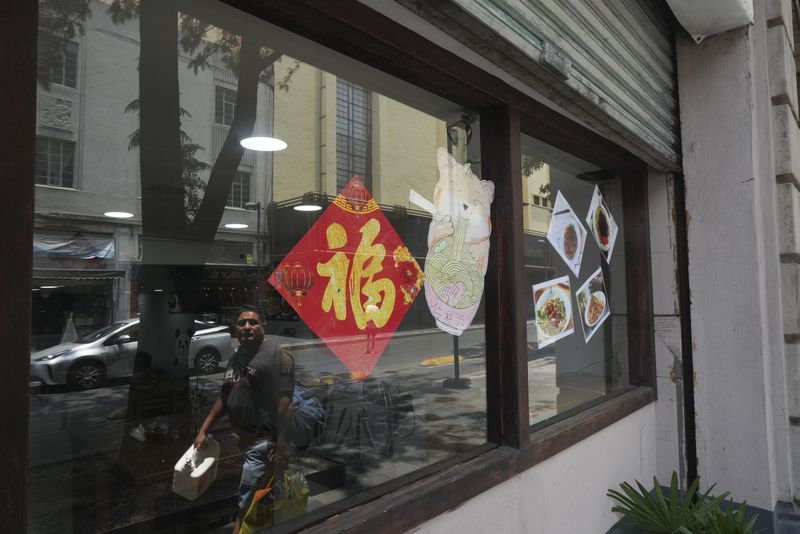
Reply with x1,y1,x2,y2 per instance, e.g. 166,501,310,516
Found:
268,192,432,260
526,203,552,234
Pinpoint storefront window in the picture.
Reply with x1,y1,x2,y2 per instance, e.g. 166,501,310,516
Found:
521,133,629,427
29,1,488,531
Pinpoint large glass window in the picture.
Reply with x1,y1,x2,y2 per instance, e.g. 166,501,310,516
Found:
215,85,237,126
35,136,75,187
30,2,487,532
37,36,78,88
521,134,629,427
335,79,372,192
226,170,252,208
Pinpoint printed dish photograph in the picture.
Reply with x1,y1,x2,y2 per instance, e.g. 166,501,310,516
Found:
585,185,618,263
574,266,611,342
533,275,574,348
546,191,586,277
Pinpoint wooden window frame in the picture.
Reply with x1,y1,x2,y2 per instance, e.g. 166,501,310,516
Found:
1,0,656,532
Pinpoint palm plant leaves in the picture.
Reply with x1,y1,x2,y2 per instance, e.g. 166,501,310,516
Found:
706,500,759,534
608,472,735,534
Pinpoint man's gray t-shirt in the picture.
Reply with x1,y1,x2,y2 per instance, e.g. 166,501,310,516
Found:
221,337,295,433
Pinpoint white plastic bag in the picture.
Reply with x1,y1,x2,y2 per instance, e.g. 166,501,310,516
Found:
172,436,220,500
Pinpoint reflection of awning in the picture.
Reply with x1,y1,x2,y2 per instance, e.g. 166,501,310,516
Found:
34,235,115,260
33,268,126,280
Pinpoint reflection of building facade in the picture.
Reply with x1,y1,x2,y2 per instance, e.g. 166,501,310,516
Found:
31,3,273,347
271,64,449,205
521,162,555,312
31,2,454,348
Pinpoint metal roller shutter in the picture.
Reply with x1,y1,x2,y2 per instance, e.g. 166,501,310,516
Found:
395,0,680,171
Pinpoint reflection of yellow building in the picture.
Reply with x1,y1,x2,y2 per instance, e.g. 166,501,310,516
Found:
522,163,552,234
273,58,321,201
272,57,447,205
372,96,447,203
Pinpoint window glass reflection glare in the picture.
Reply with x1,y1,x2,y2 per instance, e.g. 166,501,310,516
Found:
29,2,488,532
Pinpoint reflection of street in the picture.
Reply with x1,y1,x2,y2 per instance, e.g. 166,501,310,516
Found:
27,324,568,532
27,327,491,532
288,327,487,379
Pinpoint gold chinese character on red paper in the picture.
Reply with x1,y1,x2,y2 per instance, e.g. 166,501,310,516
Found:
269,177,424,376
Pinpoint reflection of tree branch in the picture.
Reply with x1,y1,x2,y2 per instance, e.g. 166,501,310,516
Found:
49,0,295,243
277,61,301,92
125,100,208,222
139,0,185,237
188,39,280,241
38,0,92,89
538,183,551,200
40,0,92,39
521,154,544,178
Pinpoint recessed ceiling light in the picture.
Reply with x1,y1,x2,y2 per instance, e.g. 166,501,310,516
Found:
104,211,134,218
40,285,61,289
240,136,287,152
224,223,249,229
293,204,322,212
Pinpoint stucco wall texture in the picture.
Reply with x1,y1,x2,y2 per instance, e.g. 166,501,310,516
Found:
413,405,657,534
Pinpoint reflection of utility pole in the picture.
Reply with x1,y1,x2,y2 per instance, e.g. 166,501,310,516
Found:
245,201,262,264
245,201,262,310
443,335,471,389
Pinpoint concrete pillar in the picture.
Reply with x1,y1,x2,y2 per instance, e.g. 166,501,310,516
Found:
676,0,791,510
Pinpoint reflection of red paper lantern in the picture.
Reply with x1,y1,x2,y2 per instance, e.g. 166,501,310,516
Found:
277,262,314,297
342,175,369,212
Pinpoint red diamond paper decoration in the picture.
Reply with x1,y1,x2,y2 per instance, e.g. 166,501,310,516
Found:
268,177,424,376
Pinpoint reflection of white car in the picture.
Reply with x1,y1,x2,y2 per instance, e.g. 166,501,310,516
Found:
30,319,234,389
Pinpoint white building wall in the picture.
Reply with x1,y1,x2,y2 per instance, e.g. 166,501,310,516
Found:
677,0,791,509
767,0,800,506
412,404,656,534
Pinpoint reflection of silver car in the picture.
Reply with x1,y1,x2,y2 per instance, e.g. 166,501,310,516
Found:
30,319,234,389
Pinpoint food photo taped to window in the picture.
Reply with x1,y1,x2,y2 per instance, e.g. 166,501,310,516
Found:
533,276,574,348
575,267,611,342
585,185,618,264
546,191,587,277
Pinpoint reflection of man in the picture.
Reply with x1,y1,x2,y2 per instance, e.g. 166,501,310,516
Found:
194,304,294,534
365,302,379,354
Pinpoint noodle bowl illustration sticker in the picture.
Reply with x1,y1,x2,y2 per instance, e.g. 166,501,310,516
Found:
269,176,424,376
585,185,618,263
575,267,611,342
533,276,574,348
409,147,494,336
546,192,586,277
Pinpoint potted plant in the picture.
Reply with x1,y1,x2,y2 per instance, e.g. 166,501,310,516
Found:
608,472,760,533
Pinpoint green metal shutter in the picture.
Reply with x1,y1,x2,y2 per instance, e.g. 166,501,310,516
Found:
396,0,679,171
